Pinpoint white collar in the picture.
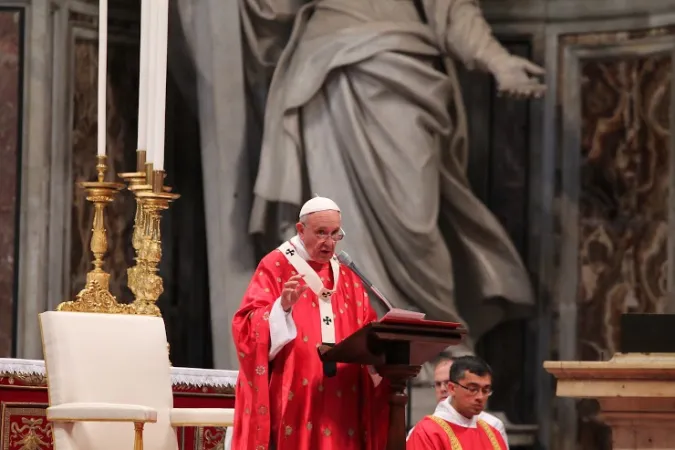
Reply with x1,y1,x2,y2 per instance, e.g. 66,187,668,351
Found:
432,397,478,428
290,235,311,261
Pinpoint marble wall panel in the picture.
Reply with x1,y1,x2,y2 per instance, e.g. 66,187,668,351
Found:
457,38,534,423
0,9,22,358
577,54,671,360
158,78,212,368
68,38,139,303
485,39,532,259
578,51,671,450
557,27,675,450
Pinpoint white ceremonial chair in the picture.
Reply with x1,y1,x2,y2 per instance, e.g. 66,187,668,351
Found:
39,311,235,450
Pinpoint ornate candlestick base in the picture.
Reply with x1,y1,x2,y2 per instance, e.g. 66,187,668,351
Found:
57,155,126,313
128,169,179,316
119,152,153,309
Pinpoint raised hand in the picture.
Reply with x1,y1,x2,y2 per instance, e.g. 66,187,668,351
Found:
281,274,308,312
492,55,546,99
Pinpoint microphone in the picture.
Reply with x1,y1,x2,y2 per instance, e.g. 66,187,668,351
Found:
337,251,394,311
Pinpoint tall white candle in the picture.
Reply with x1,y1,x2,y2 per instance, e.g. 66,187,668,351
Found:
146,0,158,166
152,0,169,171
136,0,150,151
97,0,108,157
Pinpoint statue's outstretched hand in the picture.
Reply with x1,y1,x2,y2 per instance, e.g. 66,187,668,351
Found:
492,55,546,99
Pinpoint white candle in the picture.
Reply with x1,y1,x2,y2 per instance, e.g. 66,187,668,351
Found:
136,0,150,151
97,0,108,157
146,0,158,166
152,0,169,171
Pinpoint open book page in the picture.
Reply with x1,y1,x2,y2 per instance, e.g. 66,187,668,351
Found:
379,309,462,329
379,308,426,322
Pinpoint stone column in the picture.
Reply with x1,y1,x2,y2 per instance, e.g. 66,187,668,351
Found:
15,0,52,359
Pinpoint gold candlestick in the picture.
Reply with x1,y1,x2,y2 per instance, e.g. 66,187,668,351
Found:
130,169,179,315
57,155,126,313
120,152,174,316
119,150,153,308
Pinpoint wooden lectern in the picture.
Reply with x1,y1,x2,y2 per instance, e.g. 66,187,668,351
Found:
319,315,465,450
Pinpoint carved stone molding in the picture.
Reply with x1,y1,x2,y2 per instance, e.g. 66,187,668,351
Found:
482,0,675,22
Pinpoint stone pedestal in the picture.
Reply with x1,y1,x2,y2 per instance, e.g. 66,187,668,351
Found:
545,353,675,449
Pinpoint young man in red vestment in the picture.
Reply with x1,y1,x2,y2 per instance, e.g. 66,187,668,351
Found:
407,357,507,445
231,196,390,450
406,356,508,450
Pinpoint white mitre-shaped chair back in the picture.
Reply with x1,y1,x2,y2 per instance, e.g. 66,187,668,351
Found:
40,311,178,450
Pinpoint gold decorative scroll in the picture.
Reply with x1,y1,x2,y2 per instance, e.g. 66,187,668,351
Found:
1,405,51,450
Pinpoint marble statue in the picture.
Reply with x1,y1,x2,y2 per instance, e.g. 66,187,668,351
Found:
238,0,546,353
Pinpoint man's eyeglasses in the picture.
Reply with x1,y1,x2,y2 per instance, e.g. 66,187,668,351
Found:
433,380,450,389
453,381,493,397
313,228,346,242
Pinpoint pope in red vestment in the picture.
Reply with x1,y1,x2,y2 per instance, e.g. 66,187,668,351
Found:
406,356,508,450
232,197,390,450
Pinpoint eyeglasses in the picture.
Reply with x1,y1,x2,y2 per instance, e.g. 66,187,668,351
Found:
312,228,346,242
453,381,493,397
433,380,450,388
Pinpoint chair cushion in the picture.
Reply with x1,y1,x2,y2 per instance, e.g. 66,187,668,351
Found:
170,407,235,426
48,402,158,422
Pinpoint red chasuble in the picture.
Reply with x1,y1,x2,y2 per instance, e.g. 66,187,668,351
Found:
231,245,390,450
406,416,507,450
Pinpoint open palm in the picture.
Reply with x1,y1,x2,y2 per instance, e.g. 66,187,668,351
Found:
492,55,546,99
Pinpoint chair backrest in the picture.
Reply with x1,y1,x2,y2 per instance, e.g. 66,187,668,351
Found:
39,311,178,450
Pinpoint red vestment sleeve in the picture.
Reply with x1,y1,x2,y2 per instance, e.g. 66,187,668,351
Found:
231,254,283,450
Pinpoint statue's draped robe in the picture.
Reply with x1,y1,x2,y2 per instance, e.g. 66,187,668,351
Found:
231,246,389,450
239,0,533,344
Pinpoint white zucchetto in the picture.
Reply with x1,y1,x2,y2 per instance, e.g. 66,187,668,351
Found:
299,196,341,218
